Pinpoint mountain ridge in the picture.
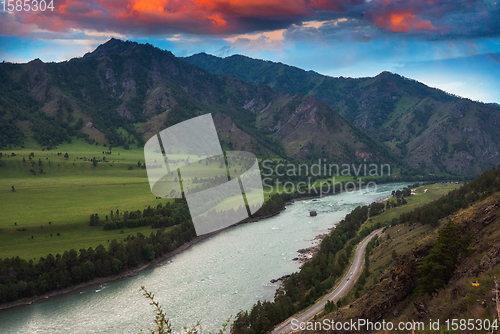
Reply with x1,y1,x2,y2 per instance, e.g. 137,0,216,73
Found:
183,53,500,176
0,39,400,167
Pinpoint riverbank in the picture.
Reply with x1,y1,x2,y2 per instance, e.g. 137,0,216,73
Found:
0,202,318,311
0,183,410,312
0,208,299,311
376,195,392,203
0,232,216,311
0,206,289,311
295,233,328,265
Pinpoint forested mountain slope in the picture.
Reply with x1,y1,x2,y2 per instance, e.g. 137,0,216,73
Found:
299,166,500,333
0,39,399,165
184,53,500,176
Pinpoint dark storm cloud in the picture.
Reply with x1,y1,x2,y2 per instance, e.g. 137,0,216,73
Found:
0,0,497,42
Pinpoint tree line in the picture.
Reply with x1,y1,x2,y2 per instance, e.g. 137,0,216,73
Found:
0,221,195,304
232,204,381,333
397,167,500,227
90,199,191,230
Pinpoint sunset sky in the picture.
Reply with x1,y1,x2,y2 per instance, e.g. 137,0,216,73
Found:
1,0,499,103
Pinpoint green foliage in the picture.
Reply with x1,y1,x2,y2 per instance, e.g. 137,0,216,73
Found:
232,204,374,332
0,119,24,148
417,221,473,294
0,222,196,304
369,202,385,216
398,166,500,227
391,249,398,260
101,200,191,230
324,300,337,313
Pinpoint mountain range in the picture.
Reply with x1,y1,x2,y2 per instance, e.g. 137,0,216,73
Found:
0,39,399,167
184,53,500,176
1,38,499,176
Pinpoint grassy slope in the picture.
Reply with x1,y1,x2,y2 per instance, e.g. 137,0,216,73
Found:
366,184,461,229
362,184,461,288
326,184,461,308
387,194,500,331
318,192,500,334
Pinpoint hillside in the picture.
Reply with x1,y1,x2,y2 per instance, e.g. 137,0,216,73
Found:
183,53,500,176
229,164,500,333
297,168,500,333
0,39,399,166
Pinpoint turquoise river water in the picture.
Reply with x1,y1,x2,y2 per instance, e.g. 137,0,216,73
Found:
0,183,408,333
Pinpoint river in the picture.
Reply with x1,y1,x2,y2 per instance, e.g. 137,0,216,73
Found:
0,183,408,333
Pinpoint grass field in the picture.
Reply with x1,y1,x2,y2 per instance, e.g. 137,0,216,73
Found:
0,139,173,260
365,183,462,229
0,139,311,259
0,138,458,262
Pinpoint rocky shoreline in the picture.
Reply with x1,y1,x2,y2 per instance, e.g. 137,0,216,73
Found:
295,233,328,265
270,232,329,284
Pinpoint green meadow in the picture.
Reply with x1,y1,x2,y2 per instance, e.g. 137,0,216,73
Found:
0,139,275,260
0,139,169,260
364,183,462,229
0,138,453,262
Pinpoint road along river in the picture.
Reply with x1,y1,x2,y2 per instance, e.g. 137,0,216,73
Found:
273,228,383,334
0,183,408,333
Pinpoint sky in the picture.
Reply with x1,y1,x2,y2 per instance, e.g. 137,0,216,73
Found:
1,0,500,103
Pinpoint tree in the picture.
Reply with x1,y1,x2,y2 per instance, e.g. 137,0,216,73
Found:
391,249,398,260
417,221,473,294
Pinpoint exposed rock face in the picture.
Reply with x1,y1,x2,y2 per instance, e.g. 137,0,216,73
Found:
212,114,273,156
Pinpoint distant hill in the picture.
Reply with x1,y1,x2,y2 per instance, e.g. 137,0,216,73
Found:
0,39,399,166
183,53,500,176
